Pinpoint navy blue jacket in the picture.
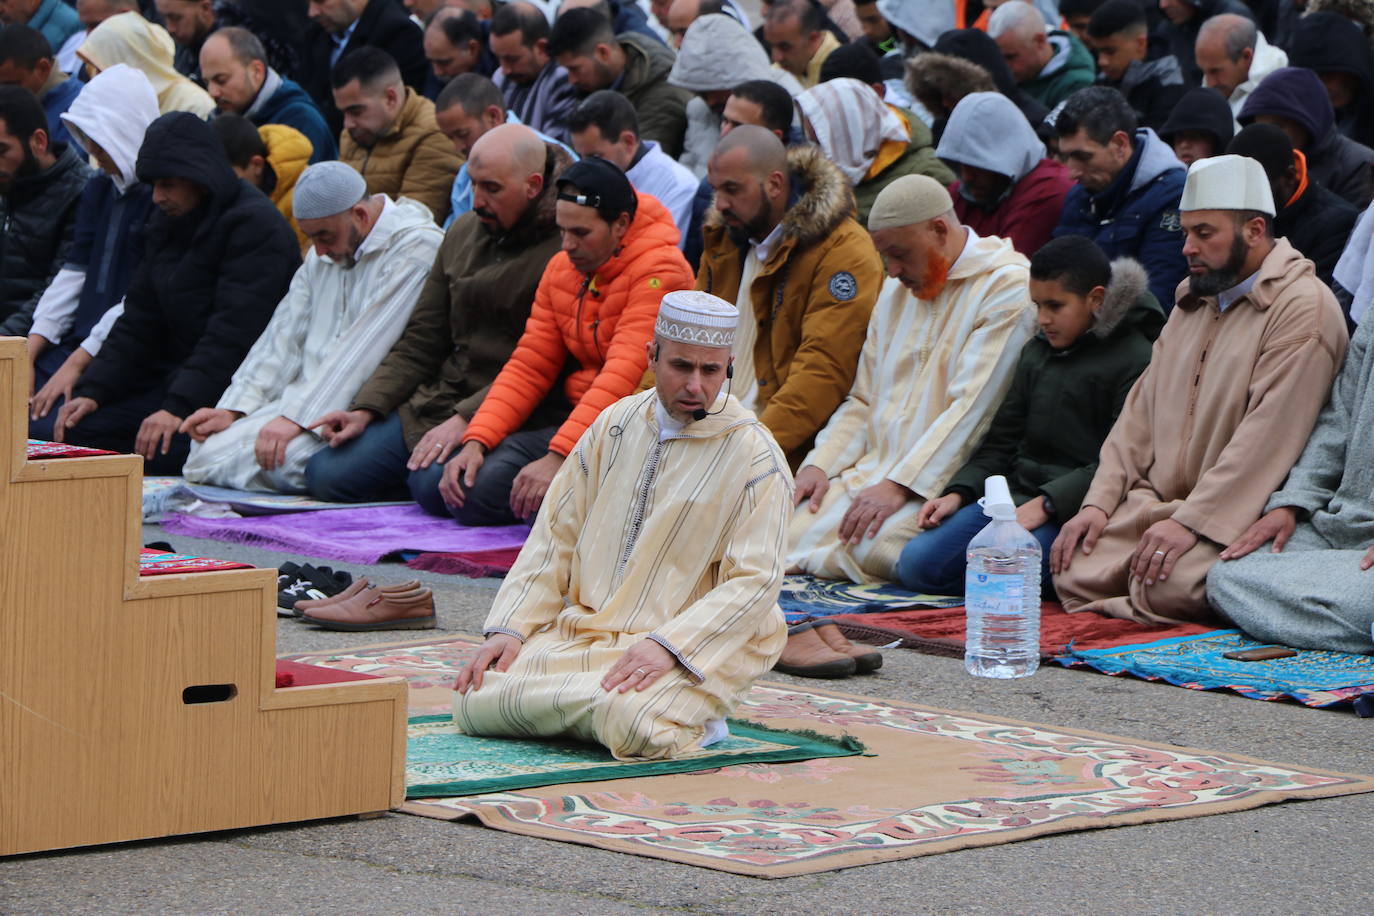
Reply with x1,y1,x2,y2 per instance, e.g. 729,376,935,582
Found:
250,77,338,163
1054,128,1188,310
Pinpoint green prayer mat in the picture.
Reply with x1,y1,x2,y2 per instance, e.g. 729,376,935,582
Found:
405,715,867,798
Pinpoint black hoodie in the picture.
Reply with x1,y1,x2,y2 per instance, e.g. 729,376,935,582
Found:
1159,85,1236,152
75,112,301,419
1287,12,1374,148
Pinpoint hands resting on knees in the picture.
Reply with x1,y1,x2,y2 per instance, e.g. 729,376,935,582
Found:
454,634,679,695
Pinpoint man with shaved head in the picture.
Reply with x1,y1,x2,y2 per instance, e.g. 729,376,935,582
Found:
1194,13,1287,120
306,123,577,510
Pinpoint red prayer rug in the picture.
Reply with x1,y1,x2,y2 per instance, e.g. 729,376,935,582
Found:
25,439,117,459
137,548,254,576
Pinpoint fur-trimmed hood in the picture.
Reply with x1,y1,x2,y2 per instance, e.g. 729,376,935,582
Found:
704,144,856,250
905,53,994,119
1306,0,1374,36
1093,258,1163,339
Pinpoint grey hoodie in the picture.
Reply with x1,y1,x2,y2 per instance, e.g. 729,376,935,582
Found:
936,91,1044,184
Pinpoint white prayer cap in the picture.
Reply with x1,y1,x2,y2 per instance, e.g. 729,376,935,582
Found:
655,291,738,349
1180,154,1276,217
293,161,368,220
868,174,955,232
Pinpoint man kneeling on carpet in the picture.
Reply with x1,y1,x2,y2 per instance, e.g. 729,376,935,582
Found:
453,291,789,760
178,162,442,492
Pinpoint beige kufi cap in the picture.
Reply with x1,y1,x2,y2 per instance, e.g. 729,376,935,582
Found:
655,290,737,349
867,174,955,232
1180,154,1276,217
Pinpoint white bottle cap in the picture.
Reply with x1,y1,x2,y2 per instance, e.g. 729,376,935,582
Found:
978,475,1017,520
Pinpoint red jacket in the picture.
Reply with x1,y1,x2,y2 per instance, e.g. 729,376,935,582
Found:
462,192,693,457
952,157,1072,257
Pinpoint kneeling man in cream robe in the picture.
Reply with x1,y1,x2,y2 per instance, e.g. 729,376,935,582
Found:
453,291,790,760
1052,156,1348,624
179,162,442,492
786,175,1036,584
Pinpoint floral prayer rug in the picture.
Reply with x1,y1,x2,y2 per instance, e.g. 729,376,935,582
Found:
405,715,864,798
1057,630,1374,709
25,439,117,459
137,547,254,576
778,575,963,626
280,637,1374,877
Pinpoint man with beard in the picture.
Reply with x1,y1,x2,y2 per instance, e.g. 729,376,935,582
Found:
488,1,579,145
694,125,880,473
0,84,89,337
304,125,575,521
53,111,299,473
1052,155,1348,625
787,175,1035,590
177,162,441,492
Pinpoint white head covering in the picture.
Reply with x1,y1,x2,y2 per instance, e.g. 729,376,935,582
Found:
293,162,368,220
794,79,910,185
655,291,738,349
868,174,955,231
60,64,160,194
1180,154,1277,216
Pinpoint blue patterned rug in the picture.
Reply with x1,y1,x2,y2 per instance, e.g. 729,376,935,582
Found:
778,575,962,626
1057,630,1374,709
405,714,866,797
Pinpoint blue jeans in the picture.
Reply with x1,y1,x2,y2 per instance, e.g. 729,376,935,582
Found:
895,502,1059,599
305,413,557,525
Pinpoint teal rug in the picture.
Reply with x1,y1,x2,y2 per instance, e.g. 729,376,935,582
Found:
406,715,867,798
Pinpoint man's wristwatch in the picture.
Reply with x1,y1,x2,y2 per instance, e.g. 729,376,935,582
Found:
1040,494,1056,519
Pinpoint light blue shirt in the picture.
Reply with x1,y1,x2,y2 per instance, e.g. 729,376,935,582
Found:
442,113,577,229
1217,270,1260,313
330,21,360,68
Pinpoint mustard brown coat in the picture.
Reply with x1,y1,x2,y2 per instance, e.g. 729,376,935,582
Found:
339,88,462,225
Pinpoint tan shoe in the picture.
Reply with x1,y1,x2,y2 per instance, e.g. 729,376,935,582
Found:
292,577,371,615
772,628,856,678
815,622,883,674
301,588,437,631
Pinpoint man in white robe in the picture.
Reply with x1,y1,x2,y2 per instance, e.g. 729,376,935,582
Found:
178,162,442,492
453,291,790,761
787,175,1036,584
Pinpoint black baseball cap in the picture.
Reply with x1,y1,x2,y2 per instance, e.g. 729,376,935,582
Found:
555,156,637,219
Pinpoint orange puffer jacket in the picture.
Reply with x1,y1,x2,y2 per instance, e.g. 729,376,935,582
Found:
462,191,693,457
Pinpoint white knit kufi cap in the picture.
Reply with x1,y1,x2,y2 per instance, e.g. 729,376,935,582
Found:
1180,154,1276,217
293,161,368,220
655,290,738,349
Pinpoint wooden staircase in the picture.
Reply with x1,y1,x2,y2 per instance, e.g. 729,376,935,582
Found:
0,338,409,857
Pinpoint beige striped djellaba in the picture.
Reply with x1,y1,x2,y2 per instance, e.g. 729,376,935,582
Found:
454,390,792,760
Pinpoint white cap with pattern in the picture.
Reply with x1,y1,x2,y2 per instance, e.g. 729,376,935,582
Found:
1180,154,1276,217
654,290,738,349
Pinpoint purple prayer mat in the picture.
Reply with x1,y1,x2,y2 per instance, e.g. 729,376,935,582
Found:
160,504,530,565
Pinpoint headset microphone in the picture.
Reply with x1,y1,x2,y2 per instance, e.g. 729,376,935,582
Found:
692,363,734,422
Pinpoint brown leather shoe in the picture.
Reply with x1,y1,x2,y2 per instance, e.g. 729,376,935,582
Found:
301,588,437,630
815,622,883,674
772,628,856,678
292,579,425,616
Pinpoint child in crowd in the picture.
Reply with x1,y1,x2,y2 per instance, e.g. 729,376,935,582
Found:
894,235,1164,597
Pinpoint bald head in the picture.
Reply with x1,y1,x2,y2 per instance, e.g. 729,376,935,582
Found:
467,123,549,232
987,1,1045,40
710,124,788,178
1195,13,1257,100
469,122,546,176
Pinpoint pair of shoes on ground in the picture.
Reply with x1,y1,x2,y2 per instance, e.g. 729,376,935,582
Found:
277,562,353,616
295,577,437,631
773,623,883,678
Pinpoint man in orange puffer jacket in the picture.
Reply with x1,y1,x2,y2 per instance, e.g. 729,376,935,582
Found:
442,157,694,525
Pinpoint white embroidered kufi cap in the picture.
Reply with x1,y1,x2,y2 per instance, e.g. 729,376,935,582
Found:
293,161,368,220
655,290,738,349
1180,154,1276,217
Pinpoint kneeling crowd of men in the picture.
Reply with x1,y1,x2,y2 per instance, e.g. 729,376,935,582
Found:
5,0,1374,760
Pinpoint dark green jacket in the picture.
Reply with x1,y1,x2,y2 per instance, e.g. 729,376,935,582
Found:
1022,31,1097,110
943,258,1164,521
853,111,956,225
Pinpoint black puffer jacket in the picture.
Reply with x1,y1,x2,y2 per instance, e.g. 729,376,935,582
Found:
74,112,300,418
0,143,91,335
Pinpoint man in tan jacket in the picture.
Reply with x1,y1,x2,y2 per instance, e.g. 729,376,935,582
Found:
333,47,462,224
1051,155,1349,625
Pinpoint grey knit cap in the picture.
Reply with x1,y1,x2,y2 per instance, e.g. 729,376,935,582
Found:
292,161,368,220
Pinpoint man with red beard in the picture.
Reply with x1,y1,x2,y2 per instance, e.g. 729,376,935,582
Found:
692,125,882,471
786,174,1036,592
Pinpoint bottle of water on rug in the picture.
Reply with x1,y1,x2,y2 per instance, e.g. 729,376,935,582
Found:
965,476,1041,679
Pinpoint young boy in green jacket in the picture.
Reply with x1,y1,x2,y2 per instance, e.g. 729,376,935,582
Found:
895,234,1163,597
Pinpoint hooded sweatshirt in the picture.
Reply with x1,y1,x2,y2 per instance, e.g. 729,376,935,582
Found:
1240,67,1374,208
1287,12,1374,149
28,65,160,368
1107,56,1188,134
74,112,300,419
1021,31,1097,110
668,14,803,177
938,92,1073,257
1224,32,1286,122
77,13,215,119
1159,86,1236,154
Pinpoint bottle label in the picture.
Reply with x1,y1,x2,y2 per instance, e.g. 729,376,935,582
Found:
966,573,1024,617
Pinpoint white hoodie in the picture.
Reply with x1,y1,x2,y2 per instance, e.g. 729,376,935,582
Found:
1227,34,1289,124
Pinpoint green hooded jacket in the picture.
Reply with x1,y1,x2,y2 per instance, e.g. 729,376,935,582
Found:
1021,31,1097,110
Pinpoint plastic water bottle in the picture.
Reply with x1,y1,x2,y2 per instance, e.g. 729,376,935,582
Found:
964,475,1041,678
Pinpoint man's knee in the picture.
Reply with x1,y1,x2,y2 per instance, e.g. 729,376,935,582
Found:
304,448,355,502
591,685,697,760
